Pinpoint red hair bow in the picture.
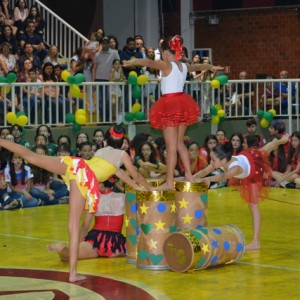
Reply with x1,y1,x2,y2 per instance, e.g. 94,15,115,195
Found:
168,35,183,60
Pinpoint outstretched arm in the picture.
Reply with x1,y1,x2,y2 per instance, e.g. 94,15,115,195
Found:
120,152,152,190
193,164,215,178
186,63,224,73
123,58,169,73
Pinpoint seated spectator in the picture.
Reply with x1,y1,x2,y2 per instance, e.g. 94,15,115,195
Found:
274,70,296,114
0,0,17,36
226,71,255,115
0,25,18,57
24,5,45,36
43,44,68,70
18,42,41,72
92,128,105,150
272,131,300,189
0,42,17,75
243,117,266,148
36,125,57,156
57,135,76,156
178,141,206,176
77,141,93,160
199,134,218,165
230,133,244,155
216,129,229,145
29,145,67,205
13,0,29,37
3,151,40,209
38,62,71,124
134,141,167,179
10,124,30,147
75,132,89,155
19,20,48,62
260,76,280,110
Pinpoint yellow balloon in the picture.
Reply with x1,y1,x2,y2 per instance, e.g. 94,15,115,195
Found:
131,103,141,114
211,115,220,125
137,74,148,85
268,109,277,116
16,115,28,126
75,108,87,118
129,71,138,77
211,79,220,89
6,112,17,124
260,118,269,128
1,85,11,95
75,114,87,125
61,70,71,82
70,84,81,98
215,104,222,111
217,109,226,117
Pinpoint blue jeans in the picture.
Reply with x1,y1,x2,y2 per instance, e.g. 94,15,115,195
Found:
50,180,69,198
7,192,39,208
29,187,61,205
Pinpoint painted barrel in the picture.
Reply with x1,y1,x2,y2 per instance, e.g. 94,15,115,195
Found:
163,224,245,272
124,179,164,264
136,189,176,270
174,179,208,230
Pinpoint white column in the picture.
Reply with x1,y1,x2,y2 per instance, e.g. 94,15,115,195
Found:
181,0,194,59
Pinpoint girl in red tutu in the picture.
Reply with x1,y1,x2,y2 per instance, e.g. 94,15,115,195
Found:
193,135,287,250
0,126,151,282
123,35,223,190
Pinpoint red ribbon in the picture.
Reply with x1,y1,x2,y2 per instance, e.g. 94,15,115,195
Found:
168,36,183,60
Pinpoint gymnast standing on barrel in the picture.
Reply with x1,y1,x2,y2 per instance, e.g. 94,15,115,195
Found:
194,135,288,250
123,35,223,191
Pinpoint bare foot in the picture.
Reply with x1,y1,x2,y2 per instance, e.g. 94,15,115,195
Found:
47,242,66,253
155,182,175,191
245,242,260,251
69,273,87,283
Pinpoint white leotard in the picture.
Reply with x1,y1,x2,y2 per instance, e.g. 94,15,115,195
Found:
228,155,251,179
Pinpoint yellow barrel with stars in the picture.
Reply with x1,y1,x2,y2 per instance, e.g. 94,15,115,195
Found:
163,224,245,272
125,179,164,264
174,179,208,230
136,189,176,270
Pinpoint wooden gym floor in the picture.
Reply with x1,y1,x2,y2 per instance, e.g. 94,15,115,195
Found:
0,187,299,300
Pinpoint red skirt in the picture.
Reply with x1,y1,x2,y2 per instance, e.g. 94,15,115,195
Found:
149,92,200,129
232,148,272,204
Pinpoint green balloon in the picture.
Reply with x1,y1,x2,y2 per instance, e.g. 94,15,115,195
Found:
67,75,76,85
74,73,85,84
132,85,141,99
124,112,135,122
6,72,17,83
210,106,218,116
0,76,7,83
66,113,75,123
216,75,228,85
219,116,225,123
128,75,138,85
72,122,82,132
134,111,145,120
264,111,274,121
16,111,26,117
257,110,264,119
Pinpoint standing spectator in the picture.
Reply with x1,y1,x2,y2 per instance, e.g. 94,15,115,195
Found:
154,37,164,61
92,36,120,121
108,35,119,53
70,47,84,75
135,35,146,58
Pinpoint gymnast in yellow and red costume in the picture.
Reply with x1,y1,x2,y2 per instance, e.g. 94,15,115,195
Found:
194,135,288,251
0,126,151,283
123,35,223,190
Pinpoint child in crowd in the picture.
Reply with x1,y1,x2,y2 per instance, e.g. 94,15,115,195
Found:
216,129,229,145
77,141,93,160
243,117,266,148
